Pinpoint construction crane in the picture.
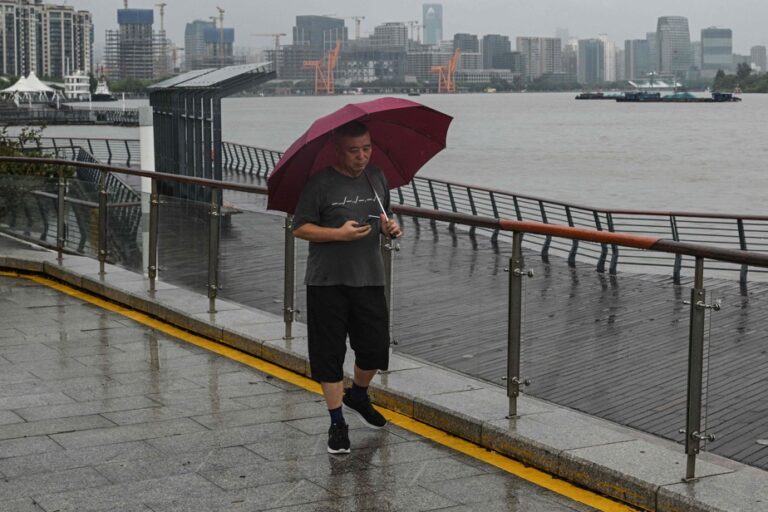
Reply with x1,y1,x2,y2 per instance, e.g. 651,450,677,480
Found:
155,3,166,31
431,48,460,93
303,40,342,95
251,33,287,54
345,16,365,39
123,0,128,8
406,21,421,43
214,7,225,67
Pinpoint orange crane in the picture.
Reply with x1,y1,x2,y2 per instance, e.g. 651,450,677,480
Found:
431,48,461,93
304,40,342,95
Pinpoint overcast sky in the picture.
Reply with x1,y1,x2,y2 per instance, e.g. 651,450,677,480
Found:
76,0,768,55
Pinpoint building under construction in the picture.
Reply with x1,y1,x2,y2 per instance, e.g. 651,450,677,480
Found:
105,8,155,81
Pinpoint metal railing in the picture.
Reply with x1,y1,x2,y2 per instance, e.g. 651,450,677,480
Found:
17,136,768,284
1,155,767,483
1,108,138,126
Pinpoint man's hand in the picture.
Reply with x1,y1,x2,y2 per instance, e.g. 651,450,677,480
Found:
338,220,372,241
380,213,402,238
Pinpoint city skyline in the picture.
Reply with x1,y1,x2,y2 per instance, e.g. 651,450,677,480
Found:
72,0,768,55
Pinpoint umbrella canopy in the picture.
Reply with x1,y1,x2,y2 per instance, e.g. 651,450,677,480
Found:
267,97,453,214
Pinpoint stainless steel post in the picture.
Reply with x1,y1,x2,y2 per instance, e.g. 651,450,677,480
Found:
283,215,296,340
56,168,65,262
97,171,108,276
381,235,397,345
207,189,221,313
506,231,524,417
147,179,159,293
684,256,707,481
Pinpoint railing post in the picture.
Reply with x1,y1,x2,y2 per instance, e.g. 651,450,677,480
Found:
683,256,715,481
670,215,682,284
97,171,108,275
147,179,159,293
381,234,398,349
283,215,296,340
507,231,525,417
736,219,748,285
56,168,66,262
207,190,221,313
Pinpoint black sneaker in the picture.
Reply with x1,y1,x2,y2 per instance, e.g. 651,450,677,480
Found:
327,422,351,454
342,388,386,429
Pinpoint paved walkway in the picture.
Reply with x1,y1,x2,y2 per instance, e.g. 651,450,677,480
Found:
0,274,595,512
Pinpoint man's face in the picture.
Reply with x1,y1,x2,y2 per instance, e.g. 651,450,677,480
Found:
335,132,372,175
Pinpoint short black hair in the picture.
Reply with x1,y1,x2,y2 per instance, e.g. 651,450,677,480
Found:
333,120,369,140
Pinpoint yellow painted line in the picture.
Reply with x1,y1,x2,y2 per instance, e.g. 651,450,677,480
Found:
3,270,640,512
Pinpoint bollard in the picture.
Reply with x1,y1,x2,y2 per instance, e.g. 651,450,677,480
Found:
97,171,108,276
682,256,718,481
283,215,296,340
147,179,159,293
56,168,66,262
207,190,221,313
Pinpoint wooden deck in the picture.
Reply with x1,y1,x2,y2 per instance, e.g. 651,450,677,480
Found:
147,188,768,472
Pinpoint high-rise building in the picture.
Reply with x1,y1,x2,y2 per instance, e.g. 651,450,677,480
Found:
562,39,578,82
422,4,443,45
516,37,561,81
615,49,625,81
624,39,652,80
691,41,702,69
293,15,347,51
555,28,570,50
482,34,510,69
372,23,408,49
656,16,693,77
577,38,604,84
751,45,767,72
453,33,479,53
700,27,732,77
407,48,451,81
491,51,525,75
184,20,214,71
599,35,616,82
646,32,657,72
0,0,92,78
105,8,155,81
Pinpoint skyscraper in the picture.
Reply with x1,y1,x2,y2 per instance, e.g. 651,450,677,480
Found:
482,34,510,69
293,15,347,51
185,20,215,71
422,4,443,45
516,37,562,81
0,1,92,78
625,39,652,80
577,39,604,84
751,46,767,72
453,33,479,53
599,35,616,82
700,27,733,77
656,16,693,77
105,8,155,80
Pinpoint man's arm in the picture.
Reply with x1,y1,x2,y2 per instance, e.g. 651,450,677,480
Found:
294,220,372,242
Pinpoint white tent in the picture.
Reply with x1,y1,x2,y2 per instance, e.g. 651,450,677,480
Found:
0,72,59,102
24,72,56,94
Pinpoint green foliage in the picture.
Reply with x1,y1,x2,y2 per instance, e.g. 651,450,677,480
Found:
736,63,752,80
88,73,98,94
713,68,768,92
108,78,155,93
0,126,73,222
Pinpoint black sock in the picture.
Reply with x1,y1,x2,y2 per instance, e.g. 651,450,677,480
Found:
329,406,344,425
350,382,368,402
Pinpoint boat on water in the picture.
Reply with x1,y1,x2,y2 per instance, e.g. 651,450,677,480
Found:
91,78,117,102
616,91,741,103
575,91,624,100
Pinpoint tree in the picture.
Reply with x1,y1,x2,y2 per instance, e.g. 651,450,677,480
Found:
88,73,98,94
736,63,752,80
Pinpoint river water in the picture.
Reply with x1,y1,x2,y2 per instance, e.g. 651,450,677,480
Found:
32,93,768,215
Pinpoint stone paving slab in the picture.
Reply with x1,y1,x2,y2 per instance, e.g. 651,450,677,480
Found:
0,264,598,512
3,235,768,510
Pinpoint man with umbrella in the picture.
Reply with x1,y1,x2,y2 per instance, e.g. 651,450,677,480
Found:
269,97,452,454
292,120,401,454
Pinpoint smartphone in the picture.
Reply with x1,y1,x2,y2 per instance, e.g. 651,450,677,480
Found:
365,214,379,225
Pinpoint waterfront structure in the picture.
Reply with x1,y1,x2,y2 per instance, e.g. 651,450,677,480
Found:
105,8,155,81
700,27,733,78
371,23,408,49
751,45,767,72
453,33,479,53
656,16,693,77
294,15,346,52
516,37,562,81
625,39,652,80
482,34,511,70
455,68,517,85
63,69,90,99
0,0,93,78
422,4,443,46
577,38,604,84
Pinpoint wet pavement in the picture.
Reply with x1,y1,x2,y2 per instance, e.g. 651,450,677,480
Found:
0,275,595,512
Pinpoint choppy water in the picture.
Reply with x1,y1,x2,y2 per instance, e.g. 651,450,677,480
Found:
31,93,768,215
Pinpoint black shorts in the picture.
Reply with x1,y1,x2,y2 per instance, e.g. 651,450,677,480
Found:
306,285,390,383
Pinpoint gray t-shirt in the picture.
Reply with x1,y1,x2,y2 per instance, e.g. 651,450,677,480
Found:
292,166,392,287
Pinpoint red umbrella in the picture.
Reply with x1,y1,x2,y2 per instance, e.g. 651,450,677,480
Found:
267,97,453,214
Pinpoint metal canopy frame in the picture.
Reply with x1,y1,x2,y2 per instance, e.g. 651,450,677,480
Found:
148,62,276,201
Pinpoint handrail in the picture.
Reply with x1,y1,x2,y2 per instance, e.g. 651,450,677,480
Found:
3,155,766,270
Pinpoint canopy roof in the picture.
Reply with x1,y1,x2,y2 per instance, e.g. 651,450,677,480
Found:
1,72,56,94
